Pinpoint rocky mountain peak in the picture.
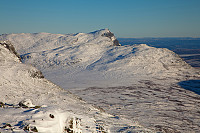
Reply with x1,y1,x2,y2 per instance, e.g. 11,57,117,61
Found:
90,29,121,46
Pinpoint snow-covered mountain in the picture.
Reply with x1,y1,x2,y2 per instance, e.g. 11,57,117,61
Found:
1,29,197,88
0,40,152,132
1,29,200,132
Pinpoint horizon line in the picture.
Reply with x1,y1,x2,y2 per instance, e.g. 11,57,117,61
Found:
0,32,200,39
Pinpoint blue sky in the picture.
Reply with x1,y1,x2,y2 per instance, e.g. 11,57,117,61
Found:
0,0,200,37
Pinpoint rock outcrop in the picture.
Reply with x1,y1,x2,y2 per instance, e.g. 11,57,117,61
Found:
0,40,21,61
101,29,120,46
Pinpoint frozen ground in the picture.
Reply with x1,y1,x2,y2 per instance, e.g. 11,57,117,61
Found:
1,29,200,132
69,81,200,132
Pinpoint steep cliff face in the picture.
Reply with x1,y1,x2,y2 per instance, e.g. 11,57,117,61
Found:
100,29,120,46
0,40,21,62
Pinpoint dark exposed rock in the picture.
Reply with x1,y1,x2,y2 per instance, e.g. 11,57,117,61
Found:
101,30,120,46
113,39,120,46
2,123,12,128
23,125,30,131
49,114,54,119
29,70,44,79
31,126,38,132
101,31,114,39
0,40,21,61
0,102,4,107
19,99,34,108
34,106,41,109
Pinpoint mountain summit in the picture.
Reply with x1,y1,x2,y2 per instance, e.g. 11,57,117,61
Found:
89,29,120,46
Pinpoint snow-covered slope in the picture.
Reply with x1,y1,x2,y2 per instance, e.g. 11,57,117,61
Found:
1,29,197,88
1,29,200,132
0,41,152,132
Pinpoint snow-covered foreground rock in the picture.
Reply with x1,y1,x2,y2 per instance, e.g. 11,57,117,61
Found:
1,29,200,132
0,41,152,132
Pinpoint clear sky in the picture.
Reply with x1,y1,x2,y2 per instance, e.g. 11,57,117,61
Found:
0,0,200,37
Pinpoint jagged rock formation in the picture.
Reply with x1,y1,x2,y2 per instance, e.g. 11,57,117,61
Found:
101,29,120,46
0,40,21,61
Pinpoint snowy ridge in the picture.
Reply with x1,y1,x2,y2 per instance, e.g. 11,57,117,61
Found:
1,29,196,89
0,41,153,132
0,29,119,54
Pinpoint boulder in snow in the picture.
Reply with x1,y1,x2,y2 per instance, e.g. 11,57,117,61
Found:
19,99,35,108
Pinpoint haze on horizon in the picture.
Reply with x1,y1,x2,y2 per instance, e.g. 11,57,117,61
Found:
0,0,200,38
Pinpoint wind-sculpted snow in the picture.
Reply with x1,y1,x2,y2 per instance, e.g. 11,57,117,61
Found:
0,41,153,132
1,29,200,132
